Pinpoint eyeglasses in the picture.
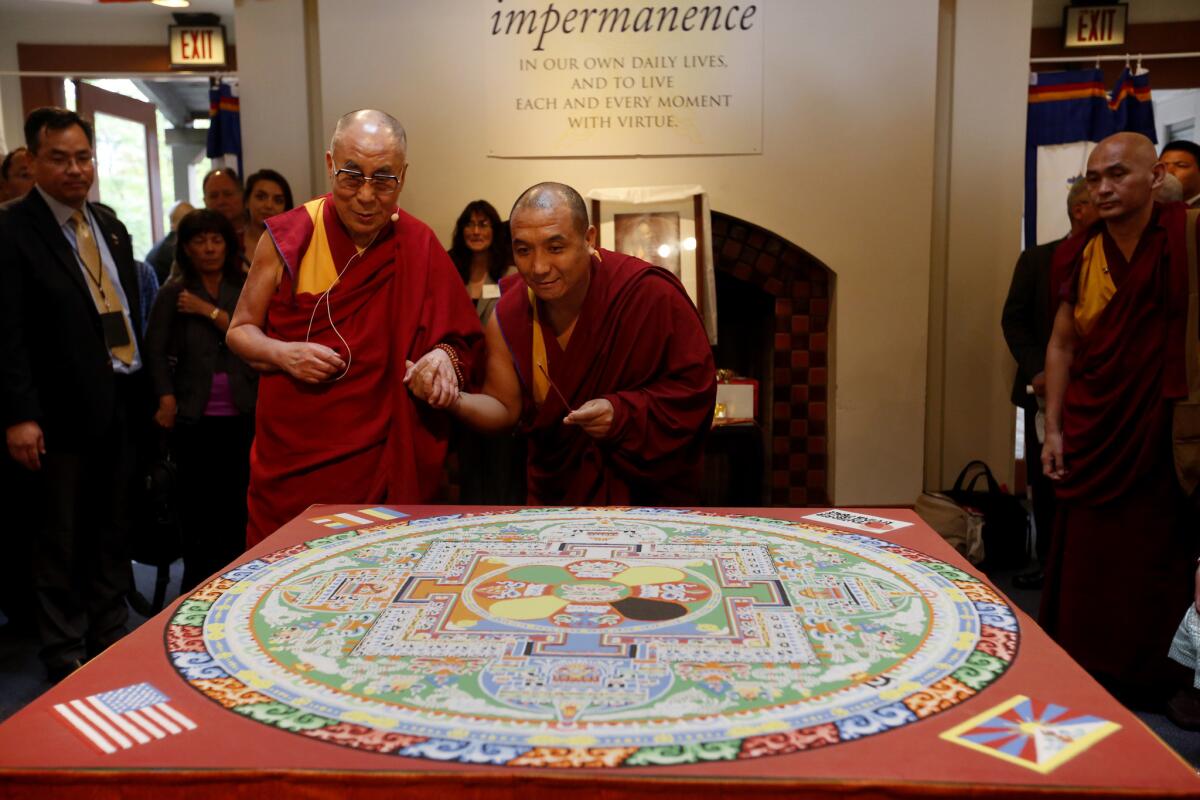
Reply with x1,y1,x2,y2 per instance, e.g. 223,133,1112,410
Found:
333,167,401,194
43,152,95,170
465,219,492,230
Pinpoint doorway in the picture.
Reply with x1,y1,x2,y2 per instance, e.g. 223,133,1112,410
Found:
76,81,163,257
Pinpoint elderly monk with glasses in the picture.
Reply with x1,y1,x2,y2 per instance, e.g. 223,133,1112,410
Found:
228,109,482,547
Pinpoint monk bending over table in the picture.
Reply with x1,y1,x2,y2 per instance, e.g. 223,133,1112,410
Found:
410,182,716,505
228,110,482,546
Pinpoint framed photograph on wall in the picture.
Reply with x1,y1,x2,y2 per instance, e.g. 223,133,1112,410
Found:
613,212,681,275
586,185,717,343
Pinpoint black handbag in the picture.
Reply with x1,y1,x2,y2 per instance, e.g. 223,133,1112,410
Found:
132,450,182,567
128,437,183,615
944,460,1029,570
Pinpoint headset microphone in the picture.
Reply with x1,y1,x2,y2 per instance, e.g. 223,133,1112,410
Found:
390,207,400,222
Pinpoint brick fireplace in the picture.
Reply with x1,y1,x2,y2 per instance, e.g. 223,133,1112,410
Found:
710,212,833,506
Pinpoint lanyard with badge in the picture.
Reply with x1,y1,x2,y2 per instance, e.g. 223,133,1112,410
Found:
73,210,132,351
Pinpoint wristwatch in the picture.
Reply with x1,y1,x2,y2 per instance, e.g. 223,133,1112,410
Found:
209,307,220,321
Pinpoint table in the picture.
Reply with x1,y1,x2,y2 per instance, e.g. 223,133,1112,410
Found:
1,505,1196,799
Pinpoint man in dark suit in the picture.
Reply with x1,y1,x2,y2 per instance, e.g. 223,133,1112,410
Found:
0,107,149,682
1000,177,1097,588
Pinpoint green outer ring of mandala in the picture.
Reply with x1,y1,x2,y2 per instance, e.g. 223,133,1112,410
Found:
166,509,1020,768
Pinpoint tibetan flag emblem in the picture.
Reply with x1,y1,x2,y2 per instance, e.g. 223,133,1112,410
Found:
53,682,196,754
940,695,1120,773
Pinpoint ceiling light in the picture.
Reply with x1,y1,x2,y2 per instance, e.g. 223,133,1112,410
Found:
153,0,192,8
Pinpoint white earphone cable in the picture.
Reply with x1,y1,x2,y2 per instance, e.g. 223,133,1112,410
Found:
303,210,396,382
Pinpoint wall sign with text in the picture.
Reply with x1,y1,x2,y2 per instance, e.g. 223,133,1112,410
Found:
485,1,764,157
1062,4,1127,49
169,25,228,68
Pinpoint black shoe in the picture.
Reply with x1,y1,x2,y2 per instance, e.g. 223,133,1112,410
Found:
1012,567,1044,590
1167,687,1200,731
46,658,85,684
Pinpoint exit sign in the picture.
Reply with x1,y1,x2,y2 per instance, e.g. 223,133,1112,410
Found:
1063,4,1127,48
169,25,227,68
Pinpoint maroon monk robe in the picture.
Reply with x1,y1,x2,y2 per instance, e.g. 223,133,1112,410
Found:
246,198,482,546
1040,203,1199,705
494,249,716,505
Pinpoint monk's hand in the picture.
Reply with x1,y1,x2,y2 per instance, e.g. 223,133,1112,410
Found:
564,399,614,438
1041,431,1066,480
403,359,433,404
404,349,459,409
281,341,346,383
6,420,45,471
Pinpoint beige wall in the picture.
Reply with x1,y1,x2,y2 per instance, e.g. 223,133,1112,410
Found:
303,0,943,505
232,0,314,201
926,0,1033,491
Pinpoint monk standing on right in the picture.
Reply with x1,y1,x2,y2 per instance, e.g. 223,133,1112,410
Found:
1041,132,1200,710
412,182,716,505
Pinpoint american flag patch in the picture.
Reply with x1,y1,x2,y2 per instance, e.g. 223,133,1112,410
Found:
53,682,196,754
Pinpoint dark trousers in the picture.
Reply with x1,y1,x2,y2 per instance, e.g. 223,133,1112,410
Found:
0,456,37,630
1040,455,1196,706
174,415,254,592
32,386,135,670
1023,403,1055,562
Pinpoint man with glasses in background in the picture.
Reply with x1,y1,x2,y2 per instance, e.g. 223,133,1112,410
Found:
228,109,482,547
0,107,149,682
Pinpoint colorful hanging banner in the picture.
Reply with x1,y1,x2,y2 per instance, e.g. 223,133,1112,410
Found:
1025,68,1155,247
206,77,242,176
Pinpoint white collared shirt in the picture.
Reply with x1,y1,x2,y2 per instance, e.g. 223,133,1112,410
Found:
35,185,142,374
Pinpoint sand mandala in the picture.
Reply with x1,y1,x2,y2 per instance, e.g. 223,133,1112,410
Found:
166,508,1018,768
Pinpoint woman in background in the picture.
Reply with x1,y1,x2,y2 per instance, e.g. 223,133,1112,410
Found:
448,200,512,323
146,210,258,591
242,169,294,265
447,200,525,505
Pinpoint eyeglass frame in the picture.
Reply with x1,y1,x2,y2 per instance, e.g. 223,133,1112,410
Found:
40,151,96,170
332,167,404,195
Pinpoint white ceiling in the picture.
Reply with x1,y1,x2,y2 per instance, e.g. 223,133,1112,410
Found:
0,0,233,15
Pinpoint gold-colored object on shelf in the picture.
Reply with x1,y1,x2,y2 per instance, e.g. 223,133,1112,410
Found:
713,402,727,420
715,368,735,382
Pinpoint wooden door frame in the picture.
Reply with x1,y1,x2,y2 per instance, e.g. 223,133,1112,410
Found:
17,43,237,121
76,81,164,242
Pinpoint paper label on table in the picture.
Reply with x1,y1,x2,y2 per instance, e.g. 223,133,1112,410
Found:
803,509,913,533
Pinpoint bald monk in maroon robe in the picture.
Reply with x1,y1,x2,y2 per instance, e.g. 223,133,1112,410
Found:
1041,132,1200,709
410,182,715,504
228,110,481,546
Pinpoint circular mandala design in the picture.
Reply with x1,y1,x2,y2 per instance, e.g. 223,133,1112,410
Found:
166,509,1020,768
